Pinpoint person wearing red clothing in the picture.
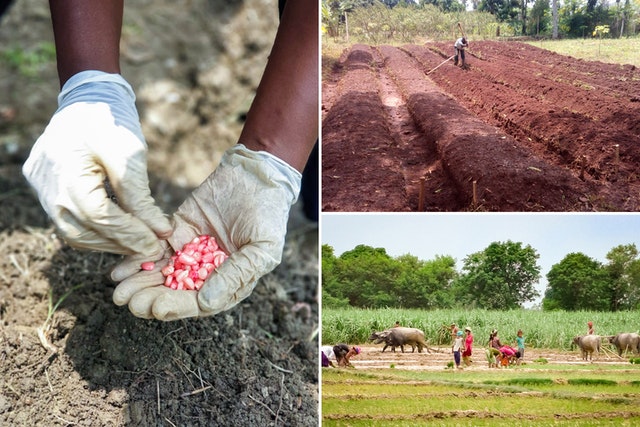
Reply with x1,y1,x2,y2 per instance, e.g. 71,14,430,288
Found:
462,327,473,366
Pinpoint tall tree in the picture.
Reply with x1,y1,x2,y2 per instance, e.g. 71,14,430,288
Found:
396,254,457,308
605,244,640,311
335,244,401,307
521,0,529,34
543,252,608,311
479,0,520,22
529,0,550,35
552,0,558,38
454,241,541,309
321,244,350,308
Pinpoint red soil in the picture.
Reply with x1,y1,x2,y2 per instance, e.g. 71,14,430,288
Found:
322,41,640,212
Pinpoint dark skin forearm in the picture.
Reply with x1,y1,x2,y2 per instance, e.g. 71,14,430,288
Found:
239,0,319,172
49,0,123,87
49,0,318,173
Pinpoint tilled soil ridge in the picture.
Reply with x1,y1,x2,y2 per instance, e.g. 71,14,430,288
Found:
322,41,640,211
322,45,410,211
381,44,591,211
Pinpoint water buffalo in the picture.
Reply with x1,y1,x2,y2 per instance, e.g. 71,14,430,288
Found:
573,335,601,361
369,330,406,352
369,327,429,353
608,333,640,356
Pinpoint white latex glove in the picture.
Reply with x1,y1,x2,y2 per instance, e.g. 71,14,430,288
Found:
110,144,301,320
22,71,172,255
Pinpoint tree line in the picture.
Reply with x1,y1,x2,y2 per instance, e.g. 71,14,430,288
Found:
322,241,640,311
322,0,639,42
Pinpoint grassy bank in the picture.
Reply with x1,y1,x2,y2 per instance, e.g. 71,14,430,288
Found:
526,37,640,67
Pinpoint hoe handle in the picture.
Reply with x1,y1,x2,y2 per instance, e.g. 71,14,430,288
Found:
458,22,467,44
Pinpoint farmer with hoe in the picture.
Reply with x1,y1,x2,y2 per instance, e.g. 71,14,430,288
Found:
21,0,318,321
453,36,468,68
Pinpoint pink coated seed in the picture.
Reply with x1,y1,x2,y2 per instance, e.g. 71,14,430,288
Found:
150,234,228,291
140,261,155,271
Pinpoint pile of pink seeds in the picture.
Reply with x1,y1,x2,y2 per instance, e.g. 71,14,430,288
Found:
141,235,228,291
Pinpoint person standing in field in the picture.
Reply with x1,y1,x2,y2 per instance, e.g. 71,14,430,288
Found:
487,329,502,361
588,321,595,335
462,327,474,366
452,330,465,369
490,329,503,350
450,323,459,343
515,329,525,360
453,37,468,67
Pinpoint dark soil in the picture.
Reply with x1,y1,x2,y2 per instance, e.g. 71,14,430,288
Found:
0,1,318,426
322,41,640,212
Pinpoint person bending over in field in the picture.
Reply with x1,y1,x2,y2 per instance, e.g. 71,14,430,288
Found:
453,37,468,68
333,344,361,367
498,346,521,366
321,346,336,368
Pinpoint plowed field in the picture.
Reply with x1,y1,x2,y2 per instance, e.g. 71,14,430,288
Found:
322,41,640,212
344,345,630,371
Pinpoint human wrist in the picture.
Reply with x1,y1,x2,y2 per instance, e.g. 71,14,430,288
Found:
229,144,301,203
56,70,144,142
239,136,313,173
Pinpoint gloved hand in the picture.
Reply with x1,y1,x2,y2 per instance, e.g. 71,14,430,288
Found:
22,71,172,255
110,144,301,320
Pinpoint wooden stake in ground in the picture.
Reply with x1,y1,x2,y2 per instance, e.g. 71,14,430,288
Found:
418,176,426,211
472,180,478,208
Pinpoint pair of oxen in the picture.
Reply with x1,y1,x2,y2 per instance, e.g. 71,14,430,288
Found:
573,332,640,360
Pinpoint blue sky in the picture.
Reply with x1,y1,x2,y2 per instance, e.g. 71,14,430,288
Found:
321,213,640,307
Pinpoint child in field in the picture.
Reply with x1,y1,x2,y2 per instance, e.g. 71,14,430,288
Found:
450,323,459,342
587,321,595,335
499,345,518,366
452,330,465,369
516,329,525,360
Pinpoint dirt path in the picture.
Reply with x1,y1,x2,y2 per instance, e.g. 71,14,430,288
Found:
322,41,640,212
374,47,461,211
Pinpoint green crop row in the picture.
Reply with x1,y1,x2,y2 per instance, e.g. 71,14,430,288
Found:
322,307,640,349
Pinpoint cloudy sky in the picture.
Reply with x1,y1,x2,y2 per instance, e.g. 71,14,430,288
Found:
321,213,640,307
